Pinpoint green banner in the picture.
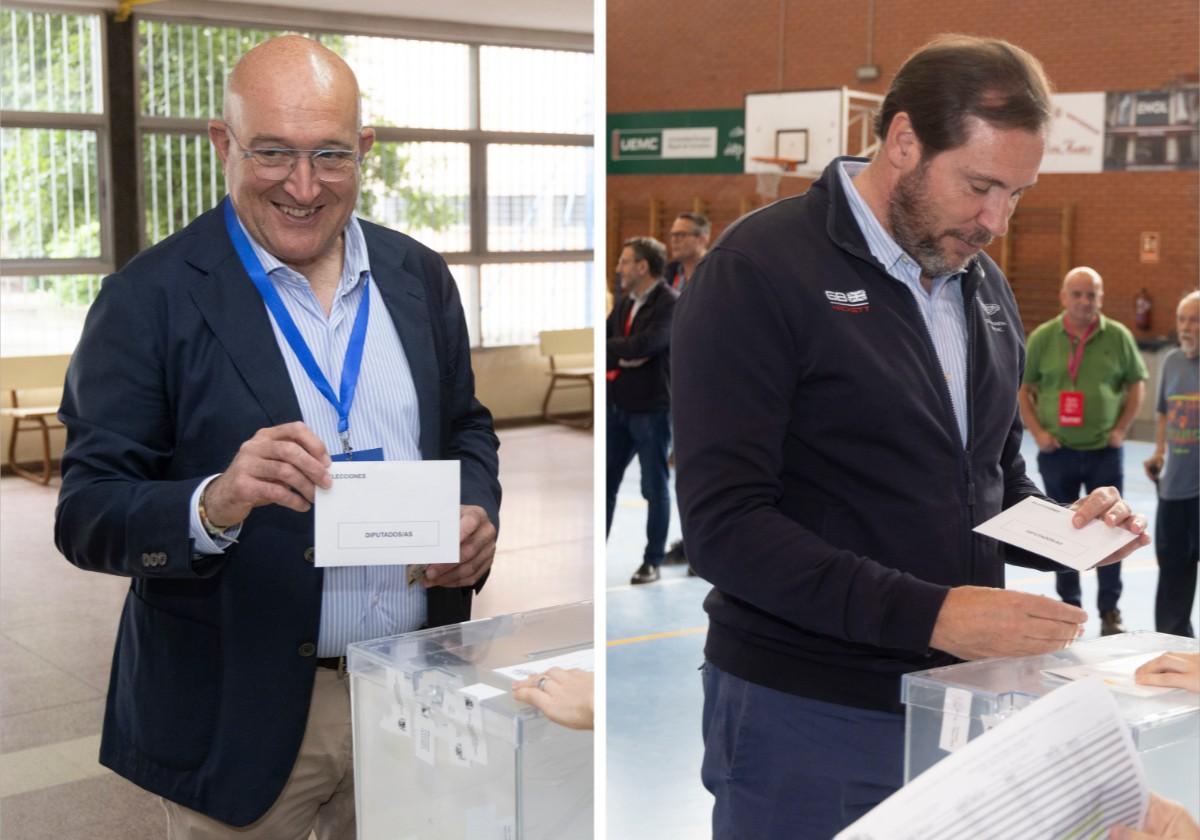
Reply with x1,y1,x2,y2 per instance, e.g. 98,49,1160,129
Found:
608,109,745,174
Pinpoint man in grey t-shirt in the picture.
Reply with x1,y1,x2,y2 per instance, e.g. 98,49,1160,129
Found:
1144,290,1200,637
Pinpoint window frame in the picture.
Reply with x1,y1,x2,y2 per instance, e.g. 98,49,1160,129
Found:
1,5,115,278
133,5,595,348
1,2,594,354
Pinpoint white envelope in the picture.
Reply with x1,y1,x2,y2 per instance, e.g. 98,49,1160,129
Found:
973,496,1140,572
313,460,459,568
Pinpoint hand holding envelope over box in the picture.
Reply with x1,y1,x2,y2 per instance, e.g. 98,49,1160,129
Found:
973,495,1149,573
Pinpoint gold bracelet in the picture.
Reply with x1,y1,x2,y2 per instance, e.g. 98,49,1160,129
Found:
198,484,230,538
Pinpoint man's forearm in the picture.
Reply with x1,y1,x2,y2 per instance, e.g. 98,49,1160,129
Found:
1017,384,1044,435
1112,379,1146,436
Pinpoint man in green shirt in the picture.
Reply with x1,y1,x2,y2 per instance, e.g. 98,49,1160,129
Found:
1019,267,1148,635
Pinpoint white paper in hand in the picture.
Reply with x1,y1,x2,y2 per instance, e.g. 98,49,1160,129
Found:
314,460,459,567
973,496,1139,571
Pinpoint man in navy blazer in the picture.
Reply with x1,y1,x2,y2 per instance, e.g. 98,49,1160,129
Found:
54,36,500,836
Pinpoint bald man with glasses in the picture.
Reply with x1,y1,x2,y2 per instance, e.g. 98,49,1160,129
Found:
56,35,500,837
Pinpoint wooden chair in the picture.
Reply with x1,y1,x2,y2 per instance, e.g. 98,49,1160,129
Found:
538,328,593,429
1,355,68,484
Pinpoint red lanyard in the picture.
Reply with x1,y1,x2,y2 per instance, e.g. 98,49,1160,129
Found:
624,301,636,336
1065,320,1098,384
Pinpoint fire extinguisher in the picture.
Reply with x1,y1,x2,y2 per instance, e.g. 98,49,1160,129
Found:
1134,287,1152,331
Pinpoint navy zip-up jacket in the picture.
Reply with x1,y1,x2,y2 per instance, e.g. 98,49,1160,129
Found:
673,157,1062,713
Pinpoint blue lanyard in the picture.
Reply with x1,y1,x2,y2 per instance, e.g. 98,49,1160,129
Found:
223,197,371,457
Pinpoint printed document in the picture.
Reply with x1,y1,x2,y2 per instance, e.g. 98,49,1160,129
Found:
314,460,459,567
973,496,1139,571
835,678,1148,839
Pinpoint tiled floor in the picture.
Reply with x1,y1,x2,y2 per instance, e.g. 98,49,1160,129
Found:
605,436,1200,840
0,422,592,838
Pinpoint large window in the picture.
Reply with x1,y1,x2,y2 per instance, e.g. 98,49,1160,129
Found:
2,8,593,355
1,8,109,356
136,19,593,349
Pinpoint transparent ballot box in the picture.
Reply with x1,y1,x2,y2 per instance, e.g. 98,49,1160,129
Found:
348,602,593,839
902,632,1200,816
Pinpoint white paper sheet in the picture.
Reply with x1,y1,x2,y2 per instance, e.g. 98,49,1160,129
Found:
1043,651,1178,698
835,678,1148,840
492,648,595,680
313,460,459,567
973,496,1139,571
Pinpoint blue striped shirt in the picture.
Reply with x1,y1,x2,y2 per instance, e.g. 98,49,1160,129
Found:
838,160,970,446
190,213,427,654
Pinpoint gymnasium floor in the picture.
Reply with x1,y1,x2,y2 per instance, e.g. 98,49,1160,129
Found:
605,436,1199,840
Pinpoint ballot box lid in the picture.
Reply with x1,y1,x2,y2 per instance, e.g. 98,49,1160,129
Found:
347,600,593,741
902,631,1199,748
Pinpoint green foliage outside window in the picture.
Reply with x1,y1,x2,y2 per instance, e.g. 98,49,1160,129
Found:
138,22,459,245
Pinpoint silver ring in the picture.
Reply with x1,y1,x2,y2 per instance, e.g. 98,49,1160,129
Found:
536,676,548,691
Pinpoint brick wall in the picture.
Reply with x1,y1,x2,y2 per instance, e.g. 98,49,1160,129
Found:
607,0,1199,337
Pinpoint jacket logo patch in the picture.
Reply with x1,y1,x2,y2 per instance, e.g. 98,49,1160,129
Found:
980,300,1007,332
825,289,870,314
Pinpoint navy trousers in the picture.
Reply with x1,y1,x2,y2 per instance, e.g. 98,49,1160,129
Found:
700,662,904,839
1037,446,1124,612
605,404,672,566
1155,496,1199,637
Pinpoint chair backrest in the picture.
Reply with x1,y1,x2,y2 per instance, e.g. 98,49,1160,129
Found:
538,328,592,358
0,354,70,409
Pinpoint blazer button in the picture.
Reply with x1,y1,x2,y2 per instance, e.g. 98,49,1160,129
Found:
303,546,315,564
298,642,316,658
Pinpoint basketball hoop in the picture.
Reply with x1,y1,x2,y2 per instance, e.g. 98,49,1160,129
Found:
751,156,796,200
751,155,801,172
755,171,782,200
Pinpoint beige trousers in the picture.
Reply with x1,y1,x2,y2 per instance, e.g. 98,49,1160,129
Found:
162,668,355,840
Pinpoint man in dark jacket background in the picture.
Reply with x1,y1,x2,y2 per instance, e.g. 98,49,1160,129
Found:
607,236,678,585
672,35,1151,839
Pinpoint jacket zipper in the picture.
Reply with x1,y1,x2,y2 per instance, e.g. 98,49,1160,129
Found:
963,289,977,582
898,280,978,583
896,286,966,459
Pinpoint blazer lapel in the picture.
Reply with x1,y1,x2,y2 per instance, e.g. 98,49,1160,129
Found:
362,227,440,460
184,206,303,427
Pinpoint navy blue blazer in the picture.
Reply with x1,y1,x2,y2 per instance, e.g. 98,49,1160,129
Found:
54,203,501,825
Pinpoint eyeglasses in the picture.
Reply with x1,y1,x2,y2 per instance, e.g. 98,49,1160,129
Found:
224,126,361,183
669,230,701,239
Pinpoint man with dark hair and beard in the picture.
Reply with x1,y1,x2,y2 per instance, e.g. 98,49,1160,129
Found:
672,35,1151,839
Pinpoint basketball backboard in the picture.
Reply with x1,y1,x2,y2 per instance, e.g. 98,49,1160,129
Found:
744,87,884,179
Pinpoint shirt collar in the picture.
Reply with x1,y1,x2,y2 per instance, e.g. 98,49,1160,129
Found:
234,212,371,296
1059,312,1108,335
837,159,966,286
627,278,659,305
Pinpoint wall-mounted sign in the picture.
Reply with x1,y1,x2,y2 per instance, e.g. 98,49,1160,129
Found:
1104,88,1199,171
1140,231,1161,264
608,109,744,174
1042,93,1105,173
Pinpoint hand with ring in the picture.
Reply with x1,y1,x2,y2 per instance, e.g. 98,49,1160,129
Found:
512,667,594,731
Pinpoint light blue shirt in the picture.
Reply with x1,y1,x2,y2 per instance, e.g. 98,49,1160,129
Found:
189,213,427,654
838,160,970,447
